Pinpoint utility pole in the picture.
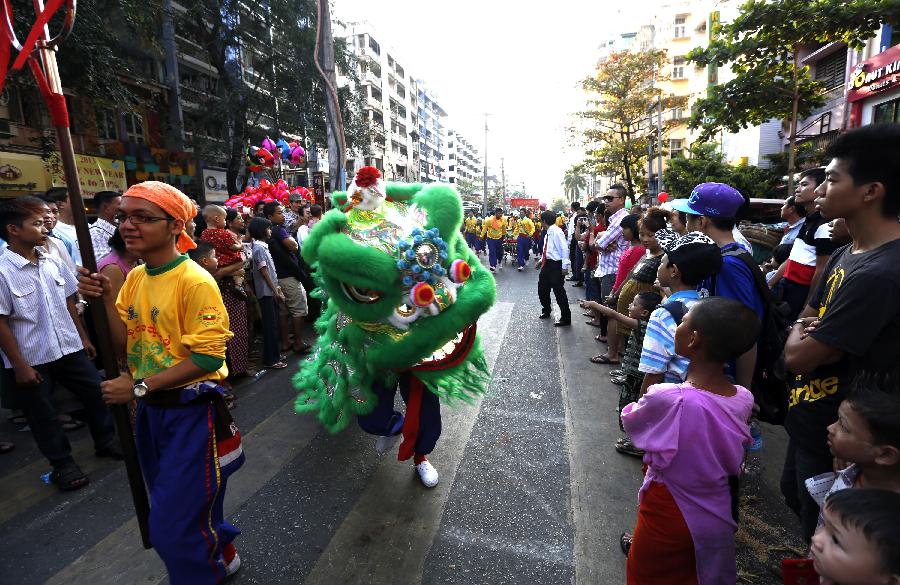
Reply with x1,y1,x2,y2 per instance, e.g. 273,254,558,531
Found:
161,0,184,151
482,113,489,215
657,94,664,193
647,113,654,196
315,0,346,191
501,157,506,210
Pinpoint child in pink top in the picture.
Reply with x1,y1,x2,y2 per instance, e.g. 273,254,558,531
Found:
622,297,759,585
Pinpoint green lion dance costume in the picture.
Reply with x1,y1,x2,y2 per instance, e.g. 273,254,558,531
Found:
293,167,496,487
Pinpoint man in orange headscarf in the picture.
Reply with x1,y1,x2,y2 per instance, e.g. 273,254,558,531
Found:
78,181,244,584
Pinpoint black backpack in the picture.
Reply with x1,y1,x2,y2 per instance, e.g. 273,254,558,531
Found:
713,248,793,425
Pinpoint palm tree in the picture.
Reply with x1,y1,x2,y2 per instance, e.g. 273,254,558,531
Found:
562,167,587,201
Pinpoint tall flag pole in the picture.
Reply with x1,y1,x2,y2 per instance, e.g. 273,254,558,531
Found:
0,0,151,548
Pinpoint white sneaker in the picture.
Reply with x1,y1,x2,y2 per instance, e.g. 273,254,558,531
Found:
517,266,523,271
223,544,241,579
415,459,439,487
375,433,401,454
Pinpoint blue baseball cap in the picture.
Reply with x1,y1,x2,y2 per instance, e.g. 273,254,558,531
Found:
669,182,746,219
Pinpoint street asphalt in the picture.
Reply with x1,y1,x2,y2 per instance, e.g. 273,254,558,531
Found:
0,252,804,584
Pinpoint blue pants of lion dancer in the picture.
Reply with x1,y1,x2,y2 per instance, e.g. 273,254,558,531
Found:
465,232,479,251
533,231,544,256
135,397,244,585
486,237,503,268
357,373,441,458
516,235,532,267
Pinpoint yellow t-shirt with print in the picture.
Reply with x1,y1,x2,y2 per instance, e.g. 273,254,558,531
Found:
516,217,535,237
116,255,233,383
480,217,508,240
464,217,479,234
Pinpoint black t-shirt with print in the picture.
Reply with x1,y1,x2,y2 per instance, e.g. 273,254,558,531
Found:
785,239,900,453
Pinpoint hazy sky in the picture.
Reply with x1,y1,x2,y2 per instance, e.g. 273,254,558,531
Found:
335,0,649,200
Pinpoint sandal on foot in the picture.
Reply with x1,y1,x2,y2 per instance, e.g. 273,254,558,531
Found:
263,361,288,369
60,419,85,432
594,335,607,343
610,375,626,386
50,462,89,491
620,532,633,556
590,354,620,365
609,369,624,376
615,439,646,458
585,321,602,328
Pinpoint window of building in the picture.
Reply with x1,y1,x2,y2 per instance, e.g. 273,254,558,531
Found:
669,139,684,157
814,50,848,91
0,85,25,124
124,112,145,143
873,97,899,124
95,107,118,140
672,57,686,80
672,107,684,120
674,16,687,39
368,37,380,55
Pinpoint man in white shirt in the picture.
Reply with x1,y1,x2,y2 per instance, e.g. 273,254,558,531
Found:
44,187,82,266
89,191,121,261
536,210,572,326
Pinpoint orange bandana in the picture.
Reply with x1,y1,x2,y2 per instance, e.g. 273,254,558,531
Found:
123,181,198,253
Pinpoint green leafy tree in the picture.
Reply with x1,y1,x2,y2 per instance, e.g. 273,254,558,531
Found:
550,197,568,214
179,0,368,194
579,50,687,202
687,0,898,193
562,166,587,200
664,143,781,200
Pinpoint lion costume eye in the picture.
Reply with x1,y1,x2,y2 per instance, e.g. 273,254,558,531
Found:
341,283,382,304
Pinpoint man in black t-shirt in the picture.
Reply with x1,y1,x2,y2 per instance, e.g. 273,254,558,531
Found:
782,123,900,540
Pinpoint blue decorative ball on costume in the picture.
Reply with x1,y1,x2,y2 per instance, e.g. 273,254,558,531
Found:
406,249,415,260
434,237,444,246
397,260,409,270
412,265,422,274
439,251,448,260
398,240,409,250
413,235,423,244
402,275,414,286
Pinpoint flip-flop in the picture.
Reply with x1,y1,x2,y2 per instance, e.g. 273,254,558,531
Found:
590,354,620,365
60,419,86,432
620,533,633,556
263,361,288,369
594,335,607,343
585,321,602,327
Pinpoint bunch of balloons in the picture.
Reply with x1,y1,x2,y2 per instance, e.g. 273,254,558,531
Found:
246,137,306,173
224,179,314,209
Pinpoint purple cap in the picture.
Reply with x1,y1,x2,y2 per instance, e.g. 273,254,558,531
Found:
669,182,745,218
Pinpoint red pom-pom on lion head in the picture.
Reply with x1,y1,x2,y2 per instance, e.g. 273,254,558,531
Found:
355,166,381,188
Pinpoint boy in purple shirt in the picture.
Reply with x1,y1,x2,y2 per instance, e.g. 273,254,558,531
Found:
622,297,759,585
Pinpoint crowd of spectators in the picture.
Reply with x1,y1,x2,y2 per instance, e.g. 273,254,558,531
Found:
0,186,323,483
561,123,900,584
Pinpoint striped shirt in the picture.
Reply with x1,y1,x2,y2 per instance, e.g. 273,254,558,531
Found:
0,248,83,367
89,217,117,261
594,208,628,278
637,290,701,382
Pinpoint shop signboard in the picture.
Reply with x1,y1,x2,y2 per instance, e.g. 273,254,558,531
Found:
510,198,539,208
48,152,127,197
848,44,900,103
0,151,49,196
202,168,229,202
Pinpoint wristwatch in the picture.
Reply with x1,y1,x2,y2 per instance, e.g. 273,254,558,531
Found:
132,378,149,398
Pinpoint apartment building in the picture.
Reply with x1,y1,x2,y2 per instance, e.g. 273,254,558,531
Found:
341,22,420,183
416,81,448,183
446,129,482,185
0,2,316,203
